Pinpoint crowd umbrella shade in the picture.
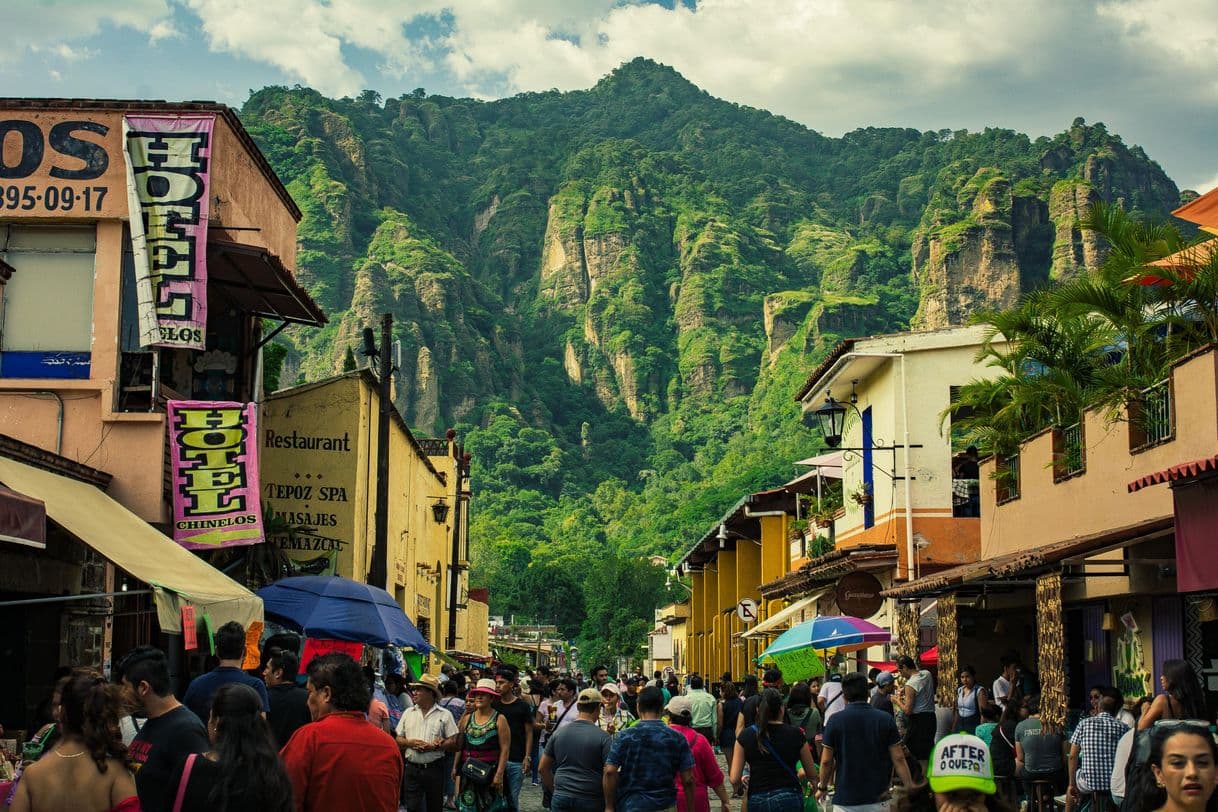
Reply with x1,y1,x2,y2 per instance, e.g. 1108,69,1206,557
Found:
256,574,433,650
757,615,892,678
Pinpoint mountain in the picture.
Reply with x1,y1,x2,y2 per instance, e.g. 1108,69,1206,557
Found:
238,58,1181,654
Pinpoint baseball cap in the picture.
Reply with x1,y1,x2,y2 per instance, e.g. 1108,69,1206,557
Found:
875,672,895,687
600,682,621,696
577,688,603,705
666,695,692,716
928,734,996,796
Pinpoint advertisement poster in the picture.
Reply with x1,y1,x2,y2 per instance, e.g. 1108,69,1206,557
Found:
123,115,214,350
168,400,264,549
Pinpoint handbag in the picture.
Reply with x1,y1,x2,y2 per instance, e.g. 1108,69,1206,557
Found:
460,757,495,784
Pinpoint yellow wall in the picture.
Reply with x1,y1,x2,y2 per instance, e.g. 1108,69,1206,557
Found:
262,373,460,666
462,599,489,657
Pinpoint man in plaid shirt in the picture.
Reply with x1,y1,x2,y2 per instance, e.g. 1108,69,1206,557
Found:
1068,693,1129,802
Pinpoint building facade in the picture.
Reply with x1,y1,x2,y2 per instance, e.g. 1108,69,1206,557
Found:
0,99,320,729
260,372,474,664
884,345,1218,723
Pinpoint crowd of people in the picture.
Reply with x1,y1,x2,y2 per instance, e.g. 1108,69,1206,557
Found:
3,632,1218,812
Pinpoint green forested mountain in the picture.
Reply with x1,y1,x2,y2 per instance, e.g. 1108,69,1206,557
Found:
238,58,1181,663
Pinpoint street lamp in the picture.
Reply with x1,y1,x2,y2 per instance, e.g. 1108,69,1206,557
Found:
812,396,849,448
431,498,450,524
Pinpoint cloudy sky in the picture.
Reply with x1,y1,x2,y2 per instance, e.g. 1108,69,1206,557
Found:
5,0,1216,190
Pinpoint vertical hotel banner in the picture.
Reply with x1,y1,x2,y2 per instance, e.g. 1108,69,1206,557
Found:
168,400,264,549
123,115,214,350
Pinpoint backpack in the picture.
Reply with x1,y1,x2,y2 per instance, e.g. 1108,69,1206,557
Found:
785,707,818,744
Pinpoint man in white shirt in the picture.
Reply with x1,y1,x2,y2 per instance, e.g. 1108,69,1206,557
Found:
395,673,459,812
992,657,1016,711
818,674,845,727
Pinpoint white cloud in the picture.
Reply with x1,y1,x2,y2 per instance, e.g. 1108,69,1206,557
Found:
0,0,173,65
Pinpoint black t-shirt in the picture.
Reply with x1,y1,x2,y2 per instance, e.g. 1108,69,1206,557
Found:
736,723,805,793
494,697,534,762
989,720,1018,777
128,705,210,812
267,683,312,749
622,692,639,717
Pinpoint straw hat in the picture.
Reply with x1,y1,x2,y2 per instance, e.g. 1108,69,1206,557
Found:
411,673,442,697
468,678,500,697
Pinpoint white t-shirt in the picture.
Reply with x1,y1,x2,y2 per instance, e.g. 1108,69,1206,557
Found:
1111,728,1135,799
992,675,1011,709
819,680,845,726
907,670,936,714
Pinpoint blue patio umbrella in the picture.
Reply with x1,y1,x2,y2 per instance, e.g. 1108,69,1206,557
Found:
256,575,433,651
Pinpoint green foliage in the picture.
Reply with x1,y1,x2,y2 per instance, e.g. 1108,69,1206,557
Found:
238,61,1181,663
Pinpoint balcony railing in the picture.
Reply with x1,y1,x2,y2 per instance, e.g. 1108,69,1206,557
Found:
996,452,1020,504
1129,380,1174,452
1053,421,1085,482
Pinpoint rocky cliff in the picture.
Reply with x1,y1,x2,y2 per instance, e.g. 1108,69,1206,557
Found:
240,63,1180,440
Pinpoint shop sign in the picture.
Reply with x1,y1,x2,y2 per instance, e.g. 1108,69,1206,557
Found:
168,400,264,549
0,113,126,218
123,115,214,350
834,571,884,618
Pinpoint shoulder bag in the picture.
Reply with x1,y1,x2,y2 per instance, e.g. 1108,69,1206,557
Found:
172,752,199,812
750,725,817,812
459,713,497,785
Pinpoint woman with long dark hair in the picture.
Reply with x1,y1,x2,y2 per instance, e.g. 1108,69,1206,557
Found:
1122,722,1218,812
166,682,294,812
952,666,989,734
729,688,816,812
717,682,743,757
9,670,137,812
1140,660,1208,729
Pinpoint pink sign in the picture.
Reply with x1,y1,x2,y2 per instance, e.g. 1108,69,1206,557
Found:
123,115,214,350
168,400,264,549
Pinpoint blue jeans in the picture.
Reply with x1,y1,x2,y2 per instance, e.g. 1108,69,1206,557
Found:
550,793,600,812
747,788,802,812
504,762,524,809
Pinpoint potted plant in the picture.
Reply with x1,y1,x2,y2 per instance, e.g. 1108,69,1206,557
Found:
809,505,838,528
849,483,873,506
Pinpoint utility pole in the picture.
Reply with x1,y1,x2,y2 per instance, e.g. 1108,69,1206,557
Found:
366,313,393,590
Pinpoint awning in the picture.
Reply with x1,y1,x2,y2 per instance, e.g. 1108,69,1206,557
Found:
1128,241,1217,286
1127,455,1218,492
0,455,262,632
208,240,327,327
0,486,46,548
793,452,844,478
740,588,830,639
881,516,1174,599
1173,186,1218,231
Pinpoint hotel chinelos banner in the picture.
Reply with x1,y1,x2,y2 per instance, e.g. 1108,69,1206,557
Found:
168,400,264,549
123,115,214,350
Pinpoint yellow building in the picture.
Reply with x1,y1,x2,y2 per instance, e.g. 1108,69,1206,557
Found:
650,601,689,675
260,371,472,665
676,488,797,681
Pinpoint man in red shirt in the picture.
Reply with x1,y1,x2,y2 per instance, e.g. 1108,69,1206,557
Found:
281,653,404,812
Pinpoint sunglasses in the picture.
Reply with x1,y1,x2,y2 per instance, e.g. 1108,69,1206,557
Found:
1155,719,1212,731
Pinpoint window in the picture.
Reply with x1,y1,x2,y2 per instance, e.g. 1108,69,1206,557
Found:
996,452,1021,504
1053,421,1086,481
1129,380,1174,452
0,226,96,379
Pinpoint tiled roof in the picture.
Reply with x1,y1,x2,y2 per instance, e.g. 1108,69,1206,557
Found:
880,516,1174,599
1128,455,1218,492
758,544,898,599
794,339,856,402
